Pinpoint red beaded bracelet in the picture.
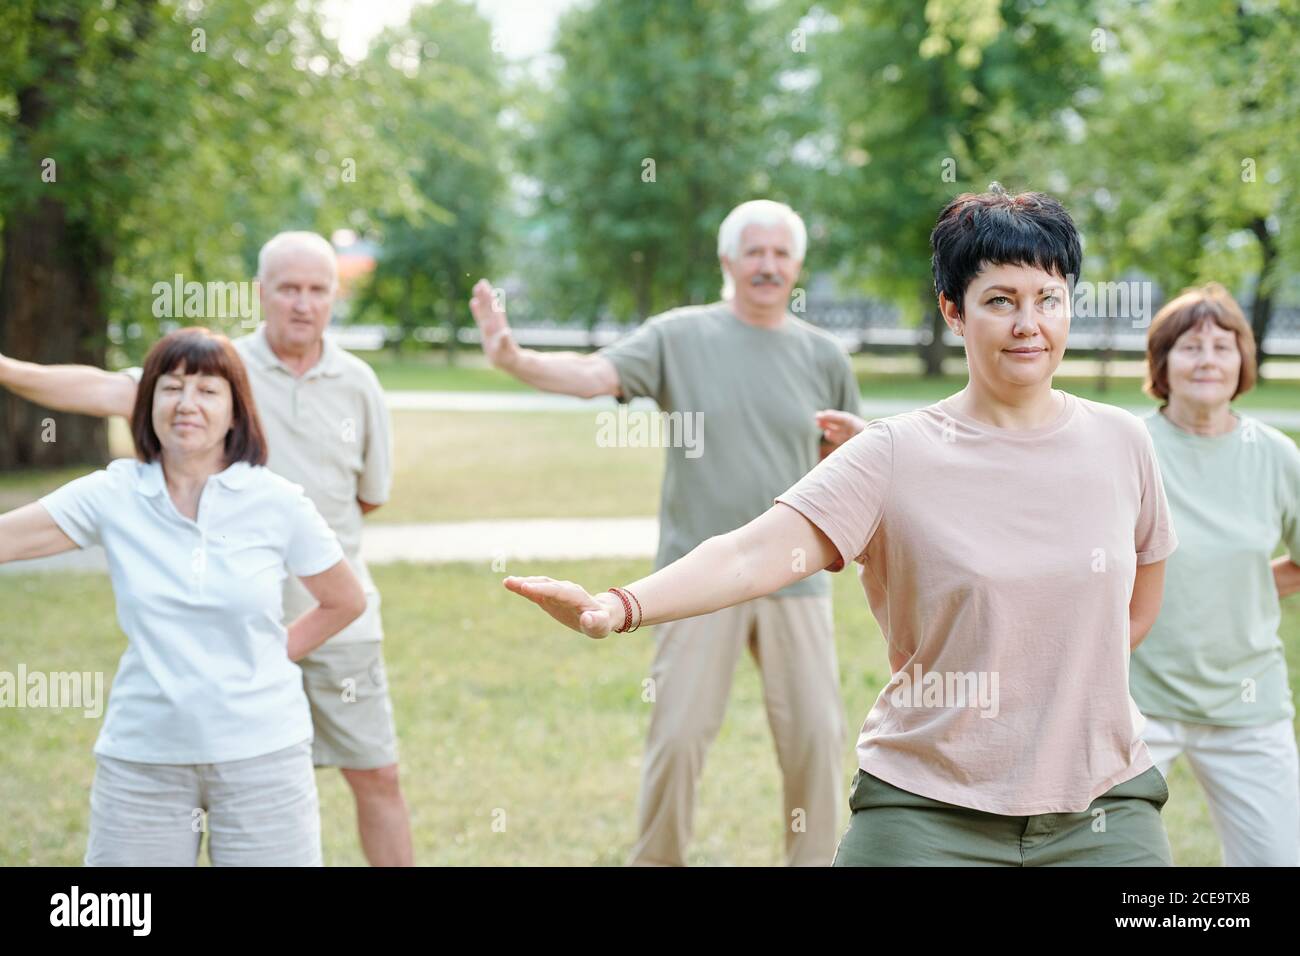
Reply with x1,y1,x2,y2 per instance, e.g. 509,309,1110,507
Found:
626,588,643,633
607,587,633,633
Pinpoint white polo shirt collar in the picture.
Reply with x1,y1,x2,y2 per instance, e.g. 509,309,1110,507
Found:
134,459,256,498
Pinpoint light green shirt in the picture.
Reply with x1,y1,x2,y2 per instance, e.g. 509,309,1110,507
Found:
600,301,862,598
1131,408,1300,726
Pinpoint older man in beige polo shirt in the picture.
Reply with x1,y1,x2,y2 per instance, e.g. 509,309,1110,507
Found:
0,231,411,866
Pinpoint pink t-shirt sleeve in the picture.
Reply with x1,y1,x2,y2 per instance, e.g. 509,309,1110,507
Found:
1134,425,1178,565
774,419,893,572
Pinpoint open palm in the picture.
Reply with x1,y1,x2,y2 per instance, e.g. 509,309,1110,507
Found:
503,575,614,639
468,278,518,369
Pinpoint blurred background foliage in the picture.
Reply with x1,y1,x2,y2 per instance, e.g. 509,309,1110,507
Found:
1,0,1297,461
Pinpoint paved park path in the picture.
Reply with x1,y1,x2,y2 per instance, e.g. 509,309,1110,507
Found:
1,517,661,575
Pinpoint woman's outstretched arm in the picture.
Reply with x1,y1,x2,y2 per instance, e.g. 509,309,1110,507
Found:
0,352,138,418
505,502,842,638
0,503,80,565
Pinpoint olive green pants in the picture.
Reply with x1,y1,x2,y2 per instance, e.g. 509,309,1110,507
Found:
832,765,1173,866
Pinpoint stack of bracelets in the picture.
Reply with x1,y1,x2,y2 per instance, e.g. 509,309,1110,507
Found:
607,586,643,633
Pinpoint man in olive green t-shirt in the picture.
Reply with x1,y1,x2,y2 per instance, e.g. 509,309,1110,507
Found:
469,200,863,865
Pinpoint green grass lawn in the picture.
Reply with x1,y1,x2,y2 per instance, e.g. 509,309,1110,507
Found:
381,410,662,522
3,558,1283,866
361,351,532,393
4,363,1298,866
4,403,1300,523
0,411,666,522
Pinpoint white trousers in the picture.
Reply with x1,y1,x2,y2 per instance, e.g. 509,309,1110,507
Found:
1142,714,1300,867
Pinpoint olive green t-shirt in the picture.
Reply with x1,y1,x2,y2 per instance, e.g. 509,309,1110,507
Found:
1131,408,1300,726
599,301,861,598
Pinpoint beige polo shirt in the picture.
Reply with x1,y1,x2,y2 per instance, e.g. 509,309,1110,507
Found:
126,325,393,644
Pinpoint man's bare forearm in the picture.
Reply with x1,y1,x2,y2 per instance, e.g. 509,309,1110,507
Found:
0,355,135,418
502,349,618,399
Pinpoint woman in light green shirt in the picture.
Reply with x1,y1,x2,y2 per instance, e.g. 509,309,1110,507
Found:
1136,282,1300,866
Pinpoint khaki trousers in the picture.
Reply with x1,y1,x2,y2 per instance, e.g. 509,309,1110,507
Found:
629,593,846,866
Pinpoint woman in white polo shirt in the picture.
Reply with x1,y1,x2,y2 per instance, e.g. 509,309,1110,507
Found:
0,327,366,866
496,186,1179,865
1134,283,1300,866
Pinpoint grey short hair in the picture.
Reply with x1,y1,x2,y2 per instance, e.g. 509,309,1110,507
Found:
716,200,807,300
256,231,339,285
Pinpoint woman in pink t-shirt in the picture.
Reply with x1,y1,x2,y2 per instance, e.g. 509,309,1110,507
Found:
503,185,1178,866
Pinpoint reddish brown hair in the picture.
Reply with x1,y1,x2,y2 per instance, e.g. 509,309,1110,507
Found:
131,327,268,466
1144,283,1257,405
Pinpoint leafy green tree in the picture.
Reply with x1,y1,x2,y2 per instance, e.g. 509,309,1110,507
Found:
348,0,507,364
523,0,806,323
1057,0,1299,366
0,0,425,469
808,0,1102,374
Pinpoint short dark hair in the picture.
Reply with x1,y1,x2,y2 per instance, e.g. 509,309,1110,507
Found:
930,184,1083,315
131,327,269,467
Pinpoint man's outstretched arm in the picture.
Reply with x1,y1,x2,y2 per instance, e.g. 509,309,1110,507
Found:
0,351,137,418
468,279,622,400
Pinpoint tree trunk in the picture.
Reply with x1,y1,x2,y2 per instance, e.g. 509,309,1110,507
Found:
0,8,114,471
633,250,656,323
919,286,946,377
1096,311,1114,394
1248,216,1277,374
0,198,111,470
445,304,460,367
390,276,411,359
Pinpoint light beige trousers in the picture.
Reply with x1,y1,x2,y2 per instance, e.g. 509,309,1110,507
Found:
85,739,321,867
629,593,846,866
